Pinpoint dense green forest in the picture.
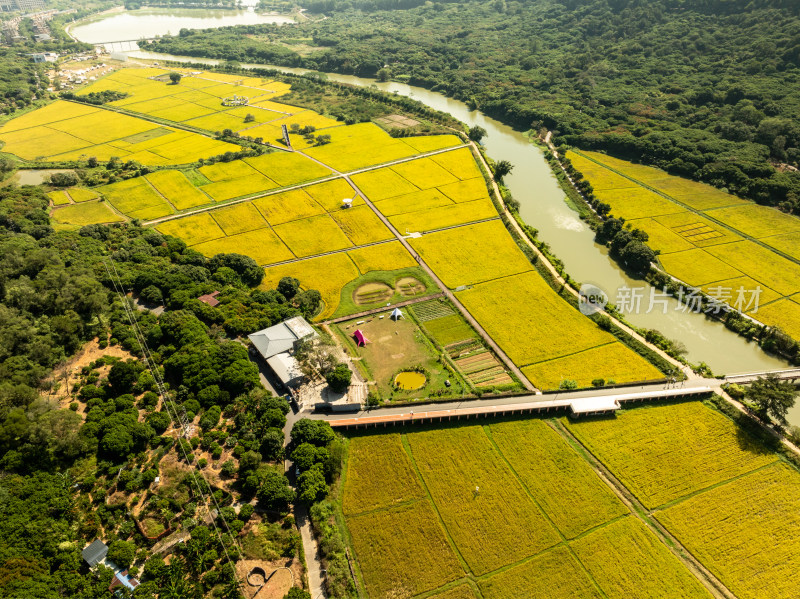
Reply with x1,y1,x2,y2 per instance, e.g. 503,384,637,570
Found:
0,185,330,598
147,0,800,211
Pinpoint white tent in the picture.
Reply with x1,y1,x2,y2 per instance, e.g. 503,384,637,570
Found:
391,308,403,320
342,198,354,208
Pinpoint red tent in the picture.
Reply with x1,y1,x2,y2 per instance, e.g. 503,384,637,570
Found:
353,329,369,346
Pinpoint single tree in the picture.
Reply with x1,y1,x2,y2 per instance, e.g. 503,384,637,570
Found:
468,125,487,143
619,240,656,275
168,72,182,84
493,159,513,181
747,374,797,424
277,276,300,300
107,540,136,569
297,464,328,504
325,363,352,393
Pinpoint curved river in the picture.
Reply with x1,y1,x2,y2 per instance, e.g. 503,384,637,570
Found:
70,14,787,375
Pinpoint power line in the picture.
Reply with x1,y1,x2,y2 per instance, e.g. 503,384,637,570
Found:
103,258,246,596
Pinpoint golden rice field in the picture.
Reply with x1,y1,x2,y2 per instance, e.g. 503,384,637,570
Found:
488,419,627,538
592,186,683,220
762,231,800,261
50,201,124,226
193,228,294,266
47,190,71,206
570,517,712,599
699,276,781,311
346,501,463,599
625,217,694,254
375,188,455,216
145,170,210,210
658,212,744,247
388,197,497,233
66,188,99,203
156,212,224,246
658,248,743,287
330,205,393,246
390,156,459,189
655,462,800,599
272,214,353,257
478,546,602,599
341,434,425,516
0,98,239,165
303,122,422,171
351,167,420,201
431,147,483,180
429,584,478,599
438,177,490,203
342,416,725,599
563,401,777,509
98,177,174,221
457,271,618,366
209,202,268,235
407,426,561,576
244,151,332,186
400,134,462,153
706,203,800,238
252,188,327,225
304,178,361,212
706,240,800,297
199,159,262,182
347,241,417,275
521,342,665,390
200,173,277,202
751,298,800,339
408,220,533,288
261,252,360,320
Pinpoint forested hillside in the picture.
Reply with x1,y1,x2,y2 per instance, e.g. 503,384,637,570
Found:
147,0,800,211
0,187,320,597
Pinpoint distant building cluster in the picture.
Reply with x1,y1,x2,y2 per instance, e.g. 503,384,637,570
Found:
0,0,46,13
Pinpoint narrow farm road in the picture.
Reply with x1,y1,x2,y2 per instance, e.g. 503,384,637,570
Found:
284,409,328,598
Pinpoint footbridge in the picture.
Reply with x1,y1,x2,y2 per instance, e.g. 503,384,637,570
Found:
724,368,800,384
93,39,153,51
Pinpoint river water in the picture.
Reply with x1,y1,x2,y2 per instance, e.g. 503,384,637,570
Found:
69,13,789,376
68,3,293,45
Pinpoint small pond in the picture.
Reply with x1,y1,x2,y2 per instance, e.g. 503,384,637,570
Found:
11,169,72,185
